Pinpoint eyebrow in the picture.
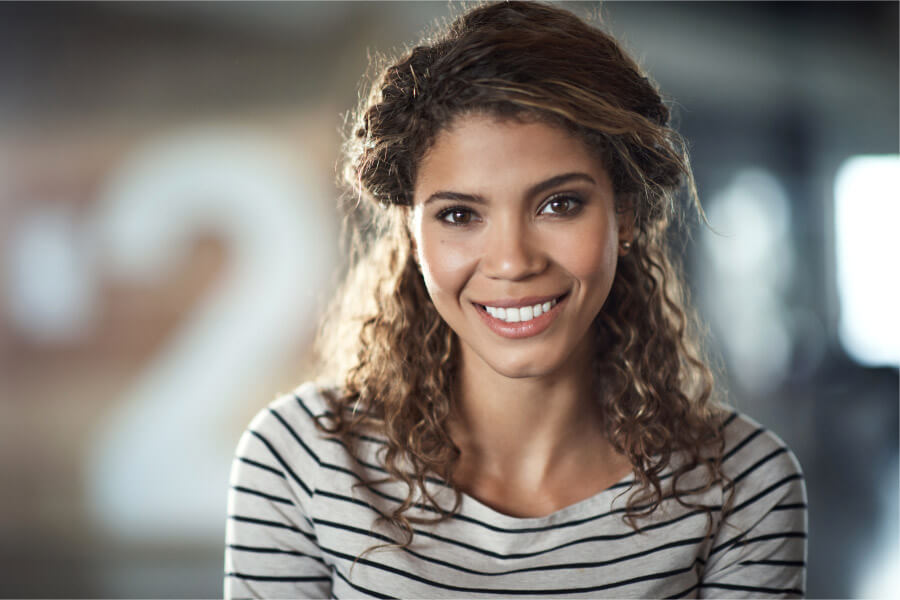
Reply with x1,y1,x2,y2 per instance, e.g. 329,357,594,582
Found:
422,172,597,205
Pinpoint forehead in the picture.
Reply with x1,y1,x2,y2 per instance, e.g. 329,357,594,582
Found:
413,114,607,200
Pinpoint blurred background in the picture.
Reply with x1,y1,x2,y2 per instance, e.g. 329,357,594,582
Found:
0,1,897,597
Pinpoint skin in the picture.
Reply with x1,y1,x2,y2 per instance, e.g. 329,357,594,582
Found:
409,114,634,518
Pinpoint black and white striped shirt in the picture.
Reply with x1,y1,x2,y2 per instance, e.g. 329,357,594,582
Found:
225,382,807,598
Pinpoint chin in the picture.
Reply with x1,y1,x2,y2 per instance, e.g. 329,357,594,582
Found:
482,354,564,380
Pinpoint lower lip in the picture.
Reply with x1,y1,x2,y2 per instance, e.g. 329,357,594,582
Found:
473,295,568,339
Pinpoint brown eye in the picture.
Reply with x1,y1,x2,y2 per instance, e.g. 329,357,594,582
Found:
540,195,583,216
438,207,476,225
550,199,570,213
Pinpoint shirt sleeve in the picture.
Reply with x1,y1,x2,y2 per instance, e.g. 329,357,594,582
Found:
700,429,808,598
224,393,332,599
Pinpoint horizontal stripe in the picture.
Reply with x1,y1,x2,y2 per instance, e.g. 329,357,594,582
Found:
739,558,806,567
332,566,396,599
773,502,808,511
665,582,699,598
226,571,330,583
333,555,700,596
322,534,708,578
228,514,317,542
227,543,327,563
236,456,284,479
710,529,806,557
699,581,803,595
231,485,294,505
734,531,808,547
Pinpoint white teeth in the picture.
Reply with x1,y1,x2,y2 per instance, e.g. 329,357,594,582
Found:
483,298,559,323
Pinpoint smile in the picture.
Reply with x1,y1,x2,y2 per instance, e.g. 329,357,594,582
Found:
483,297,559,323
472,293,568,339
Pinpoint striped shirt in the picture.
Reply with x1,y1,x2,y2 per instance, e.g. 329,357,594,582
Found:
225,381,807,598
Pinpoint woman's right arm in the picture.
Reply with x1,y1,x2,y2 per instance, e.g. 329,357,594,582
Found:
224,397,332,599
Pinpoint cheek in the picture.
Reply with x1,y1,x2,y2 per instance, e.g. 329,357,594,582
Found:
555,223,619,285
418,235,479,303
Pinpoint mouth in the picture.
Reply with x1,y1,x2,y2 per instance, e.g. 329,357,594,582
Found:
472,292,569,339
473,292,569,324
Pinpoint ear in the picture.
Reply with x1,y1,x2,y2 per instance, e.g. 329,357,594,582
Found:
616,199,635,256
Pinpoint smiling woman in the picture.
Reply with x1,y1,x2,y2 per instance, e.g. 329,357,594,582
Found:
224,2,807,598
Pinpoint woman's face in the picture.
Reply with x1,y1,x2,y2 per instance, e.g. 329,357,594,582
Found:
409,114,629,380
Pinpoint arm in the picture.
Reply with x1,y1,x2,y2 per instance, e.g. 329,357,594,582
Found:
700,442,808,598
225,397,332,599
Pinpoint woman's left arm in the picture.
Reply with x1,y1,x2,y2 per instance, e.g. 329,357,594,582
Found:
700,438,808,598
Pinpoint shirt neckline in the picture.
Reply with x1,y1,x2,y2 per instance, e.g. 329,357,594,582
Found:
454,468,638,528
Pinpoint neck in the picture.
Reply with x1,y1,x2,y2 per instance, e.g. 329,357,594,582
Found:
449,340,605,486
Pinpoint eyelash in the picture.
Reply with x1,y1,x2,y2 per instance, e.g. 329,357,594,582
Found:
435,194,584,226
541,194,585,217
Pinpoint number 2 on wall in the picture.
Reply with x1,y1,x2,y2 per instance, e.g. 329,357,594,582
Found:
85,127,336,542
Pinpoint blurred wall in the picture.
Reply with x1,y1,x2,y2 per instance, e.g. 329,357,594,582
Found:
0,2,897,598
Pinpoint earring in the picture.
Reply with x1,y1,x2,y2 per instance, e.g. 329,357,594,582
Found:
621,241,632,251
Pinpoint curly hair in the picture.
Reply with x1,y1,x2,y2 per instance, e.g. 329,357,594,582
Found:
313,0,734,552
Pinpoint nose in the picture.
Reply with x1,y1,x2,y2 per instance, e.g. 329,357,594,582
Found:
479,218,547,281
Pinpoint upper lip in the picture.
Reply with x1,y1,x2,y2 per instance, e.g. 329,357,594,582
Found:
473,293,567,308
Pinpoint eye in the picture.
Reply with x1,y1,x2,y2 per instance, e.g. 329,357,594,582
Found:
539,194,583,217
436,206,478,226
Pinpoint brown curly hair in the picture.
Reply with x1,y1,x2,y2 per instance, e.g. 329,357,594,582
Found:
313,0,734,552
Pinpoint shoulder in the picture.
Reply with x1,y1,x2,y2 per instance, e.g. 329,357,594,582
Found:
697,412,808,594
233,382,340,494
718,411,804,483
244,381,332,445
715,410,807,522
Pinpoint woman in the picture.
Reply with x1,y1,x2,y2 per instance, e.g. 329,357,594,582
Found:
225,2,807,598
